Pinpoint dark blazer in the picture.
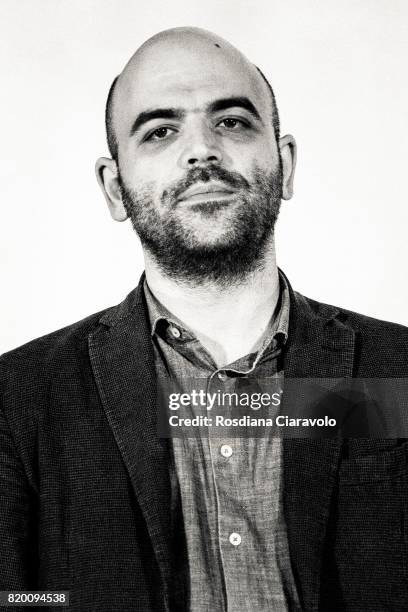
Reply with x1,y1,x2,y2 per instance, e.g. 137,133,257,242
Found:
1,272,408,612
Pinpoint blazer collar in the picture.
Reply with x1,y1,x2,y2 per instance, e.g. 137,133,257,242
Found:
89,271,356,612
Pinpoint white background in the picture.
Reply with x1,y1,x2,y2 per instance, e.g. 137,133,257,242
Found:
1,0,407,353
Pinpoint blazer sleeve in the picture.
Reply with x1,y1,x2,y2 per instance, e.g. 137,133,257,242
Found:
0,399,38,590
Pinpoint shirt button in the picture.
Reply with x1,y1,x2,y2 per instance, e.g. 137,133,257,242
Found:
229,532,241,546
220,444,233,458
217,371,227,381
169,326,181,339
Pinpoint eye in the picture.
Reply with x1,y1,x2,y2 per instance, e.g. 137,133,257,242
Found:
217,117,248,130
145,126,176,142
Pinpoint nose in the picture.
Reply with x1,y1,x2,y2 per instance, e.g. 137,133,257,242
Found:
178,123,222,169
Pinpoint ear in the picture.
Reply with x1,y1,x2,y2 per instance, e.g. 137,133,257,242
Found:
95,157,128,222
279,134,297,201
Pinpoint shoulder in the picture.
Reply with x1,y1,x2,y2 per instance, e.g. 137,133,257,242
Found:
280,268,408,342
300,292,408,336
0,303,132,491
297,291,408,374
0,308,109,377
0,283,142,400
0,309,110,434
0,279,145,377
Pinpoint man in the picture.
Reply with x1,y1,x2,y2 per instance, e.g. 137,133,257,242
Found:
1,26,408,612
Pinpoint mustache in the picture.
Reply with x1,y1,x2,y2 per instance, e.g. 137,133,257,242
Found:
163,166,251,205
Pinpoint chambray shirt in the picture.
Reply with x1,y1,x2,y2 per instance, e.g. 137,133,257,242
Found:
144,274,300,612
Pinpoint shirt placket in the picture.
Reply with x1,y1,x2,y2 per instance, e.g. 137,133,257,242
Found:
205,367,252,612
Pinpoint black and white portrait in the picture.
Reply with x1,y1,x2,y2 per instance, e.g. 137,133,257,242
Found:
1,2,408,611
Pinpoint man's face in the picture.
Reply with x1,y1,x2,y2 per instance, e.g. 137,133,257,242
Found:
113,36,283,283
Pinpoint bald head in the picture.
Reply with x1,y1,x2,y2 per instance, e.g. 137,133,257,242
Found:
105,27,280,162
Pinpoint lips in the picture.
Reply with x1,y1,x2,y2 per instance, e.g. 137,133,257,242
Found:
178,182,236,202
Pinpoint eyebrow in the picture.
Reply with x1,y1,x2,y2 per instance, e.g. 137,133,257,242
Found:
207,97,262,122
129,96,262,137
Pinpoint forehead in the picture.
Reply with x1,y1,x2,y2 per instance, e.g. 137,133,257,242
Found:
114,39,270,139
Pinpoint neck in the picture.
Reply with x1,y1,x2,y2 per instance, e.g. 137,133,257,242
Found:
144,241,280,367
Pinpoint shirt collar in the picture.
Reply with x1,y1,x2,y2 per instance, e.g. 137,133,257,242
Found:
274,271,290,344
143,270,290,346
143,282,195,340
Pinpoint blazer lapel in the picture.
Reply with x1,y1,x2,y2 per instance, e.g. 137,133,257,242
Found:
281,277,355,611
88,278,173,610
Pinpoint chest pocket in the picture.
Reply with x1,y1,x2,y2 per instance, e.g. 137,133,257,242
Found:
339,440,408,484
327,441,408,611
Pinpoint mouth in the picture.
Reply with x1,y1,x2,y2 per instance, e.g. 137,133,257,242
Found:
178,182,237,204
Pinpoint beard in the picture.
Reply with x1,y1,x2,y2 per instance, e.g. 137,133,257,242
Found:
119,162,282,287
